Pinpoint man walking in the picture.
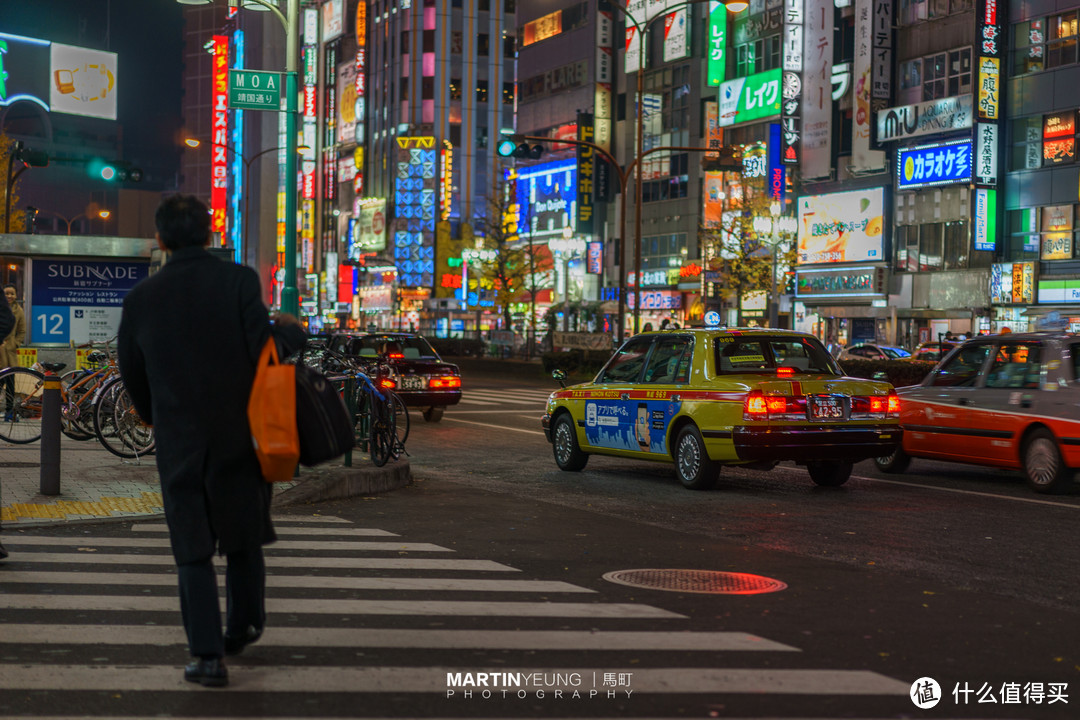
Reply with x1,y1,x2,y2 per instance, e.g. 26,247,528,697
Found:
118,195,304,687
0,287,15,561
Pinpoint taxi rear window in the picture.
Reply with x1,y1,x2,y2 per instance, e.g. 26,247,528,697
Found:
714,336,839,375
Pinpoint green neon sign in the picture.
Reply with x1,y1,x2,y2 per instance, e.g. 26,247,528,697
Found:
706,2,727,87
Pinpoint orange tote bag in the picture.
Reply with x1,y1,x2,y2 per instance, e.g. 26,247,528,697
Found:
248,338,299,482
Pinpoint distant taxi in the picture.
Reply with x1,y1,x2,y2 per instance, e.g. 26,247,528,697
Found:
875,331,1080,493
541,328,901,490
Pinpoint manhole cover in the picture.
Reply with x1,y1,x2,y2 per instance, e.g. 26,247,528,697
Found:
602,569,787,595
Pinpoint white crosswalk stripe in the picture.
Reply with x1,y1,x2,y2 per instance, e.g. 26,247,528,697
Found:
0,514,912,718
457,388,552,407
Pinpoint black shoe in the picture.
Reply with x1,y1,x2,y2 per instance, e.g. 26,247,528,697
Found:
224,625,263,656
184,657,228,687
0,542,7,560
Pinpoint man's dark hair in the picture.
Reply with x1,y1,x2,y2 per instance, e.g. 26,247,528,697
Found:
155,194,211,250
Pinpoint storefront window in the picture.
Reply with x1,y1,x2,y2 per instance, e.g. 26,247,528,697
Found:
1011,14,1080,75
1010,113,1080,170
919,224,943,270
1041,204,1074,260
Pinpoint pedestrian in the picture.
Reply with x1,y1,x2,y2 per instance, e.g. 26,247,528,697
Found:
1,283,27,412
117,195,306,687
0,288,14,561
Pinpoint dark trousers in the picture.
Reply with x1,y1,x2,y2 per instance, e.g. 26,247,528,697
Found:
177,546,266,658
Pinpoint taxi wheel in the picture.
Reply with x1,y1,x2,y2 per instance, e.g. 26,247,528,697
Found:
806,461,853,487
674,425,719,490
874,446,911,474
552,414,588,471
1023,429,1073,494
422,406,444,422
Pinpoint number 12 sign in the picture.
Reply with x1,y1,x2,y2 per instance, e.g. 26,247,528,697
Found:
30,259,148,345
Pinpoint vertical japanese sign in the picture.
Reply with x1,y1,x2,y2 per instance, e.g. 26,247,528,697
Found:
211,35,229,235
703,101,724,229
871,0,892,103
974,188,997,251
801,0,833,179
851,0,885,171
587,241,603,274
663,8,690,62
973,0,1004,252
707,1,727,87
975,122,998,185
394,137,438,288
782,0,804,163
576,112,596,235
625,0,647,74
595,3,613,153
976,0,1003,120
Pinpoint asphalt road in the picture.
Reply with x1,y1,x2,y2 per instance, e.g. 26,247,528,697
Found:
1,360,1077,719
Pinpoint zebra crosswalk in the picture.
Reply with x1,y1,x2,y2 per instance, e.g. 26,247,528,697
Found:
0,514,914,718
455,387,553,408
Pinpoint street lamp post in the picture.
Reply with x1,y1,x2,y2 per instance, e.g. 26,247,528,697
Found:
177,0,300,317
602,0,745,338
752,201,797,328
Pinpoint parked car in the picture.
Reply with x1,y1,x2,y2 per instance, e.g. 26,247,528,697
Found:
541,327,901,490
910,341,960,362
839,343,912,361
327,332,461,421
875,331,1080,493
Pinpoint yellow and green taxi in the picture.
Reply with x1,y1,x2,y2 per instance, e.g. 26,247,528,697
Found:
541,327,901,489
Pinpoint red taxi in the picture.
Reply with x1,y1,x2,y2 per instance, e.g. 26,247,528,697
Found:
875,332,1080,493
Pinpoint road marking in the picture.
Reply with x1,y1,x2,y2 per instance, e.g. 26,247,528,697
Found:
130,523,397,537
455,398,500,406
0,572,593,593
0,665,905,695
442,417,546,435
269,514,353,523
0,595,685,618
0,626,797,651
848,473,1080,509
3,537,452,552
0,553,518,571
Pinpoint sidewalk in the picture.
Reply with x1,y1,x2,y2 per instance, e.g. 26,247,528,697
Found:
0,434,411,528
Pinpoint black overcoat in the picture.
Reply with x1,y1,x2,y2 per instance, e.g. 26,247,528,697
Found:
117,246,304,565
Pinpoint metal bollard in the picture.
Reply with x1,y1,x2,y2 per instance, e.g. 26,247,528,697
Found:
40,372,62,495
343,376,356,467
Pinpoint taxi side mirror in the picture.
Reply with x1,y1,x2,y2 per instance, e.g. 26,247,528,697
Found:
552,369,567,388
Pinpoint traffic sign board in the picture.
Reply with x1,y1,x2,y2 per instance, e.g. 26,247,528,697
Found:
228,69,282,111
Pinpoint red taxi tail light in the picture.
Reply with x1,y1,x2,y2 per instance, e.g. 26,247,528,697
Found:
744,391,768,418
869,396,887,414
388,352,404,359
887,392,901,416
776,366,795,377
429,375,461,389
766,397,787,413
378,378,397,390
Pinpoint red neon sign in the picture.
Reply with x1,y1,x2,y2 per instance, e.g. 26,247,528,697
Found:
211,35,229,234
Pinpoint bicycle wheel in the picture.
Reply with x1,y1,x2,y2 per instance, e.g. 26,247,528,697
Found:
353,386,372,454
59,369,97,441
367,394,394,467
94,378,155,458
0,366,45,444
389,391,410,446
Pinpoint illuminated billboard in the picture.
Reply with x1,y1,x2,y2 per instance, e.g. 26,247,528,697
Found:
394,137,438,287
896,139,972,190
796,188,885,265
0,33,118,121
514,158,578,241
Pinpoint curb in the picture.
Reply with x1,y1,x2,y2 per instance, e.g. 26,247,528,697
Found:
272,460,413,507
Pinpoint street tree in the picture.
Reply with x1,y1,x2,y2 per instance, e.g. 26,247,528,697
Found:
469,169,552,339
0,132,27,233
699,192,798,316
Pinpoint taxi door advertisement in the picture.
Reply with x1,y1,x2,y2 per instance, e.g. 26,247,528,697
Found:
584,397,682,454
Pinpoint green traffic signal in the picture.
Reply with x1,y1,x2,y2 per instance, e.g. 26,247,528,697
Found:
496,135,544,160
496,138,517,157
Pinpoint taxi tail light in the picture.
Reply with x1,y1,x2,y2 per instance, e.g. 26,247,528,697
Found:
744,391,804,420
430,375,461,389
776,366,795,377
387,352,405,359
887,391,901,417
378,378,397,390
851,394,898,420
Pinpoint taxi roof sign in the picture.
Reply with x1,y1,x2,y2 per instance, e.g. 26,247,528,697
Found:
704,311,722,327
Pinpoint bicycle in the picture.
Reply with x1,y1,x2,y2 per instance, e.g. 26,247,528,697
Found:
92,375,155,458
313,348,408,465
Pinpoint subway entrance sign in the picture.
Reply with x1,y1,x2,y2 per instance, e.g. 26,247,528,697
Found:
228,70,282,110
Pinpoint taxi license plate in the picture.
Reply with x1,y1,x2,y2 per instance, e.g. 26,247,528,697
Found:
401,375,426,391
809,396,846,421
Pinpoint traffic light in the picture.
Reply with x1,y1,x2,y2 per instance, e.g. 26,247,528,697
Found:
15,146,49,167
89,159,143,182
496,134,544,160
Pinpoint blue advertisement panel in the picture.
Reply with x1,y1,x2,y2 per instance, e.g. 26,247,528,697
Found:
30,258,148,345
896,139,972,190
584,398,683,454
515,158,577,241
